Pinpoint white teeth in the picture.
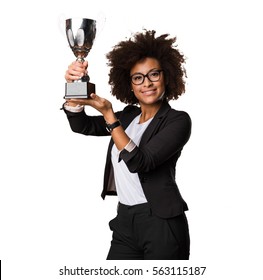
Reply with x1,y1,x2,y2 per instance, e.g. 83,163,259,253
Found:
143,91,154,95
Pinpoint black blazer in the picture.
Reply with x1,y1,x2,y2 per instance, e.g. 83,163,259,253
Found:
64,101,191,218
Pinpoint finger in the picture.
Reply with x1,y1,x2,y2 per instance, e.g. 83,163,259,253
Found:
89,93,102,100
69,61,86,73
89,93,96,99
83,61,88,68
70,98,87,102
65,71,83,82
65,61,88,82
65,63,85,81
68,64,85,75
71,61,88,73
67,69,84,78
72,60,86,68
71,64,86,73
69,98,94,106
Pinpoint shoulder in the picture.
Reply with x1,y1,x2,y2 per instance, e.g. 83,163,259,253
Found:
161,102,191,124
169,108,191,122
114,105,141,128
115,104,141,118
123,104,141,114
163,104,192,134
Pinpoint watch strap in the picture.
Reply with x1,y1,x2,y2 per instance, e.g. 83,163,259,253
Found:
106,119,121,133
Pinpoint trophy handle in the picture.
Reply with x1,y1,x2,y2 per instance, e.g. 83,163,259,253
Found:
96,11,106,37
57,13,67,39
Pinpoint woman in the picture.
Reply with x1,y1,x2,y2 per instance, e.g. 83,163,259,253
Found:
62,30,192,260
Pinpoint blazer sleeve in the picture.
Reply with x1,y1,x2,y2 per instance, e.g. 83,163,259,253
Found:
64,107,123,136
119,110,191,173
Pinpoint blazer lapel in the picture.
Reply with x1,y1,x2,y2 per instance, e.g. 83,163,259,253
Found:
108,105,141,149
108,102,170,149
121,106,141,130
139,102,171,147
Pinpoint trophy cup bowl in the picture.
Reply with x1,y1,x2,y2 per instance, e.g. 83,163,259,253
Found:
65,18,96,98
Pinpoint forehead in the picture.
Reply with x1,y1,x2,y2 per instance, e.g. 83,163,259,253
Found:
130,57,161,74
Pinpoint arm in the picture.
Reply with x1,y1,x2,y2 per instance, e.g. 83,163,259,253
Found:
119,111,191,173
66,93,191,173
63,107,109,136
63,60,132,143
67,93,131,147
63,61,191,170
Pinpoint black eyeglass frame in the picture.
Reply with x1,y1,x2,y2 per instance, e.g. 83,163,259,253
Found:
130,69,164,85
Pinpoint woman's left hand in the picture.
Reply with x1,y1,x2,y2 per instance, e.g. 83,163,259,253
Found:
68,93,114,119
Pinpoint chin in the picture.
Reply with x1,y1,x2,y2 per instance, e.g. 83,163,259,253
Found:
140,98,162,106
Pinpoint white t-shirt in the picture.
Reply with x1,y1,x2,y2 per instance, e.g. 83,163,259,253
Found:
111,114,153,205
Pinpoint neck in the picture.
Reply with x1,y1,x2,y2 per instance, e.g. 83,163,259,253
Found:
139,101,163,123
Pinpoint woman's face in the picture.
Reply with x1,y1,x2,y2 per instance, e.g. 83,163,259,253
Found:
130,57,165,106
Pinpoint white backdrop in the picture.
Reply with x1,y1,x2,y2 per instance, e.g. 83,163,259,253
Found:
0,0,262,279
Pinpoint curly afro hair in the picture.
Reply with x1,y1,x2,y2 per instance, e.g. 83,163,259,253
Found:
106,29,187,105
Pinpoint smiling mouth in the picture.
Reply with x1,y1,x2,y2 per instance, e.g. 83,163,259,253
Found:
142,89,156,96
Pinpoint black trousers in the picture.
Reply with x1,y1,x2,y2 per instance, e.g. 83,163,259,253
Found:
107,202,190,260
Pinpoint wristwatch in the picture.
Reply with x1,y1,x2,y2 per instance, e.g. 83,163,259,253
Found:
105,119,121,133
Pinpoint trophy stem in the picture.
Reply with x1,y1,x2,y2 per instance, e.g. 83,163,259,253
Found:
76,56,85,63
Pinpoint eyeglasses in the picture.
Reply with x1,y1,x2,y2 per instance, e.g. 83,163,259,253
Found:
130,69,163,85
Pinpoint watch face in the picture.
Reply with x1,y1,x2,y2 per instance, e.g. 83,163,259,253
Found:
106,126,112,133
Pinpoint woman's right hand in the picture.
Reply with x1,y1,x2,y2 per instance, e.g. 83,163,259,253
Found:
64,61,88,82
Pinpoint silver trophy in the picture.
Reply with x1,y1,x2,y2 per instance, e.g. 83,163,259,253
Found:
65,18,96,98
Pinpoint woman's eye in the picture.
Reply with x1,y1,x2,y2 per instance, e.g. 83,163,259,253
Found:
149,71,159,78
133,75,143,81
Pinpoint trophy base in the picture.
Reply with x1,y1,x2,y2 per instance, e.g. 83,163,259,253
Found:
65,82,95,99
